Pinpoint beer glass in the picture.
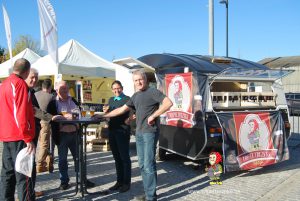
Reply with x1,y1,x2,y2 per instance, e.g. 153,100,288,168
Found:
81,105,87,117
61,106,67,116
89,106,95,116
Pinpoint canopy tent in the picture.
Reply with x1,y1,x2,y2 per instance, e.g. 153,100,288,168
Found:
0,48,41,78
32,39,117,79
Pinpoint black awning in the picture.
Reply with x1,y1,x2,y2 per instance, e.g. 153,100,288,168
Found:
138,53,269,74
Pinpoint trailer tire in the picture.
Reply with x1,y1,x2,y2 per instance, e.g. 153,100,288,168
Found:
156,148,167,161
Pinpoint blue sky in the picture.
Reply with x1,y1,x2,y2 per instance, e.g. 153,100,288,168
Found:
0,0,299,62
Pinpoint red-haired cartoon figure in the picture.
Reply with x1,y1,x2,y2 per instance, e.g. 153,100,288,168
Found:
174,80,183,108
206,152,223,185
248,119,260,151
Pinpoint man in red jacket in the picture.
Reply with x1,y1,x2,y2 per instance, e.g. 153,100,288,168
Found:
0,58,36,201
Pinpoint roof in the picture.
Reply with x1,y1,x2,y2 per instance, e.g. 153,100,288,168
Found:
258,56,300,68
0,48,41,78
32,39,117,78
138,53,269,74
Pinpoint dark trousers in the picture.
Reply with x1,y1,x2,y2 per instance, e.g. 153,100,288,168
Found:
0,141,35,201
109,128,131,185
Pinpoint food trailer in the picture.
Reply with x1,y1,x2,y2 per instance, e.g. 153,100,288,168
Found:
138,54,292,171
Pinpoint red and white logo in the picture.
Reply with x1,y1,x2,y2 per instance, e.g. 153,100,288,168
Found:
165,73,193,128
239,114,271,152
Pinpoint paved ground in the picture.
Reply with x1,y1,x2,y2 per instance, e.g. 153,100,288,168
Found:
1,132,300,201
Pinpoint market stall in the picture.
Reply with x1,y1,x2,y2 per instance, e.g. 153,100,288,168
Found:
138,53,292,172
31,39,120,104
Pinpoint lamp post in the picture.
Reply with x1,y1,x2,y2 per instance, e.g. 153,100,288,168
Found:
220,0,228,57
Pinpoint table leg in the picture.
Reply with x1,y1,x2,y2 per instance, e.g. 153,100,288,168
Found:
79,124,85,197
75,129,79,194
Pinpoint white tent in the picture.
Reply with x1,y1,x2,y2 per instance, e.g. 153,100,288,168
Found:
0,48,41,78
32,39,116,79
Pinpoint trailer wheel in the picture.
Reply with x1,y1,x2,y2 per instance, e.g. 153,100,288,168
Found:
156,148,167,161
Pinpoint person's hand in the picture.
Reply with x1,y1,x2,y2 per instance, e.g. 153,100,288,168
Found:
91,114,103,120
52,115,65,121
63,113,73,120
125,114,136,125
102,104,109,113
147,115,155,126
26,142,36,155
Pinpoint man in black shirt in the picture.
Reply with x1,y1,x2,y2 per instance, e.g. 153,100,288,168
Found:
95,70,173,201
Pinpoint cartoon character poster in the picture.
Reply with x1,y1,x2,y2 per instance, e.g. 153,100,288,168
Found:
217,111,289,172
165,72,193,128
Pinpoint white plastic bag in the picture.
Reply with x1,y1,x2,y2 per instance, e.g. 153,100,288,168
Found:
15,147,34,177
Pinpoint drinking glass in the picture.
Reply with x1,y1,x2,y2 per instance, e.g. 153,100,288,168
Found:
102,104,109,113
81,105,87,117
61,106,67,116
89,106,95,116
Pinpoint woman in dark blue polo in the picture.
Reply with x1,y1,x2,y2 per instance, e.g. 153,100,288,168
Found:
104,80,131,193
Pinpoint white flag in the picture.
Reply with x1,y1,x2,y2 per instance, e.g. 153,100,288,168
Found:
2,5,13,62
37,0,58,65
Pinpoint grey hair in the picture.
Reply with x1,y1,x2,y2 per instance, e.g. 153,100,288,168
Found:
57,80,69,88
29,68,39,75
132,69,147,82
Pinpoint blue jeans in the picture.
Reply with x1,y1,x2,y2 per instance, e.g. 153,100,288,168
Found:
135,132,159,201
58,132,77,184
109,128,131,185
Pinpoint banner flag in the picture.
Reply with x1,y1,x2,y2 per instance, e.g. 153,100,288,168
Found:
217,111,289,172
165,72,193,128
37,0,58,65
2,5,13,65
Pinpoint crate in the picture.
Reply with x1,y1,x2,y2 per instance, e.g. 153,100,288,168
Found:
241,92,260,107
91,139,110,152
211,92,229,107
227,92,241,107
211,92,241,108
259,92,276,107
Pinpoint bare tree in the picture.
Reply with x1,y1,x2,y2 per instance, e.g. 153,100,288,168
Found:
13,35,42,56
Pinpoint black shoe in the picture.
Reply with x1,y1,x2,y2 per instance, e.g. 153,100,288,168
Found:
119,184,130,193
59,183,69,190
134,194,146,201
109,182,122,191
86,180,95,188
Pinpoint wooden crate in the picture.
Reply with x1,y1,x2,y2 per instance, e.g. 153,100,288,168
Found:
91,139,110,152
259,92,276,107
241,92,260,107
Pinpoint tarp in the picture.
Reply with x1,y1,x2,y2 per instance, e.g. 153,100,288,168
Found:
32,39,116,78
0,48,41,78
216,111,289,172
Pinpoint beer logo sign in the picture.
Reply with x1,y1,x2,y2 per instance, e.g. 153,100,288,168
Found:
239,114,271,153
168,75,191,111
165,72,193,128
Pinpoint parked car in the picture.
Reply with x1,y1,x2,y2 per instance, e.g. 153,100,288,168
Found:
286,93,300,115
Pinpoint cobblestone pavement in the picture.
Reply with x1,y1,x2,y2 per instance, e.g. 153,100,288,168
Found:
1,133,300,201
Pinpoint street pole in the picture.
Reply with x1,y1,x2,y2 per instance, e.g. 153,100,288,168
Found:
209,0,214,56
226,0,228,57
220,0,228,57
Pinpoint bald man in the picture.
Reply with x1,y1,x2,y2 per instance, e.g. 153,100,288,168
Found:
47,81,95,190
0,58,36,200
